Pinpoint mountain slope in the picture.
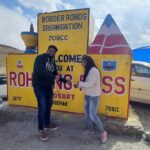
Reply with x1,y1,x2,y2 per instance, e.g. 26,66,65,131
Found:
0,44,23,67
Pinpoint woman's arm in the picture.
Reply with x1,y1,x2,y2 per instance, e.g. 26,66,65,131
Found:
78,68,99,88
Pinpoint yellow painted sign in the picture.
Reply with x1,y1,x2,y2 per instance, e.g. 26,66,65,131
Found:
7,9,131,119
7,54,37,107
91,55,131,118
38,8,93,54
37,8,93,113
7,54,131,118
7,54,85,112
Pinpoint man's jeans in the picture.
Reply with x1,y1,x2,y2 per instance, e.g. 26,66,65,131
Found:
84,95,104,133
33,86,53,130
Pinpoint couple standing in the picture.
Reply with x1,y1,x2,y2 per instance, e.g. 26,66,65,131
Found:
32,45,107,143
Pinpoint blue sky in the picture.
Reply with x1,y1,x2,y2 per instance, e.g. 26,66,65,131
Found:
0,0,150,50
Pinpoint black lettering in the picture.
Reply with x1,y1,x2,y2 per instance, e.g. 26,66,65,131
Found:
105,106,119,112
49,35,68,41
53,100,68,106
66,13,87,21
57,55,82,63
43,23,82,31
13,96,21,101
56,65,63,71
42,15,65,23
83,13,87,20
66,65,74,71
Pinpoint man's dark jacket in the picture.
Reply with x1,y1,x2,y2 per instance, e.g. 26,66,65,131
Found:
32,53,66,88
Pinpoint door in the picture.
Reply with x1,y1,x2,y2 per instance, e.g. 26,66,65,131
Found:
130,63,150,104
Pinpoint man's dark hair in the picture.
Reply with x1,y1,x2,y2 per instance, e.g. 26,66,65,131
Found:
82,55,98,81
48,45,58,52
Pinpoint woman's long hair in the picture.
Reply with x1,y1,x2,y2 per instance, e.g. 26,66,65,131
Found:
82,55,98,81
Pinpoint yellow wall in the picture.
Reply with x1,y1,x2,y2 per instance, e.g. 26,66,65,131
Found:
92,55,131,118
7,54,131,118
38,9,91,54
7,55,37,107
7,8,131,119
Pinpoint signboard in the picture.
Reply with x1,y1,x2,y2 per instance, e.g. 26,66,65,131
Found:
88,14,131,118
38,8,94,54
37,8,94,113
7,54,37,107
91,55,131,118
7,54,130,118
7,54,85,113
8,8,94,113
7,11,131,119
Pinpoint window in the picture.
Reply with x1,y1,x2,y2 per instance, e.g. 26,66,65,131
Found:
132,64,150,78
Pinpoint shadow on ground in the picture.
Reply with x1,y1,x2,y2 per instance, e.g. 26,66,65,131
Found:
0,102,149,150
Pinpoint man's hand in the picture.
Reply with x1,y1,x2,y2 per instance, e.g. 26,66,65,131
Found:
66,79,72,85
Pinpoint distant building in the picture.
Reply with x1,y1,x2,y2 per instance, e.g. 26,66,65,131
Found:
132,46,150,63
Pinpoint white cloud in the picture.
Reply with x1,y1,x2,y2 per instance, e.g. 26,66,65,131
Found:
62,3,76,10
18,0,59,12
1,0,150,50
14,6,23,15
17,0,75,12
140,29,150,43
0,0,75,50
0,4,33,50
84,0,150,48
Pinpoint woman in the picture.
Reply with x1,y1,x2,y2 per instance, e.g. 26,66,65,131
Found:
74,55,107,143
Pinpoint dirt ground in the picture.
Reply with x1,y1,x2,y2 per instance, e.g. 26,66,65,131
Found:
0,102,150,150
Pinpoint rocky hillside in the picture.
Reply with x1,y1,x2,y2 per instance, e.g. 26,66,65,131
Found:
0,44,23,67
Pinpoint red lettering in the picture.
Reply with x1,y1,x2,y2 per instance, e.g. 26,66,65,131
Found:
9,72,32,87
10,72,17,86
102,76,126,95
18,72,25,86
62,94,66,99
115,77,126,94
102,76,113,94
26,72,32,87
67,94,71,99
55,74,63,89
54,74,73,90
53,93,75,100
64,74,72,90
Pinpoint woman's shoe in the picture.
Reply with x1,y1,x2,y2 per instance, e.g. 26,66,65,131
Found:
100,131,107,144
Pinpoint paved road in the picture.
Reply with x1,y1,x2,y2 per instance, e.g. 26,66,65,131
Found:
0,102,149,150
131,102,150,132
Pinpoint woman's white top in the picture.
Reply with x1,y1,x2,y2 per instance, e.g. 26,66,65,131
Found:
78,67,101,96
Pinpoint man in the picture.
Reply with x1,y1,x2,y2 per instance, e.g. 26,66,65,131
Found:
32,45,69,141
